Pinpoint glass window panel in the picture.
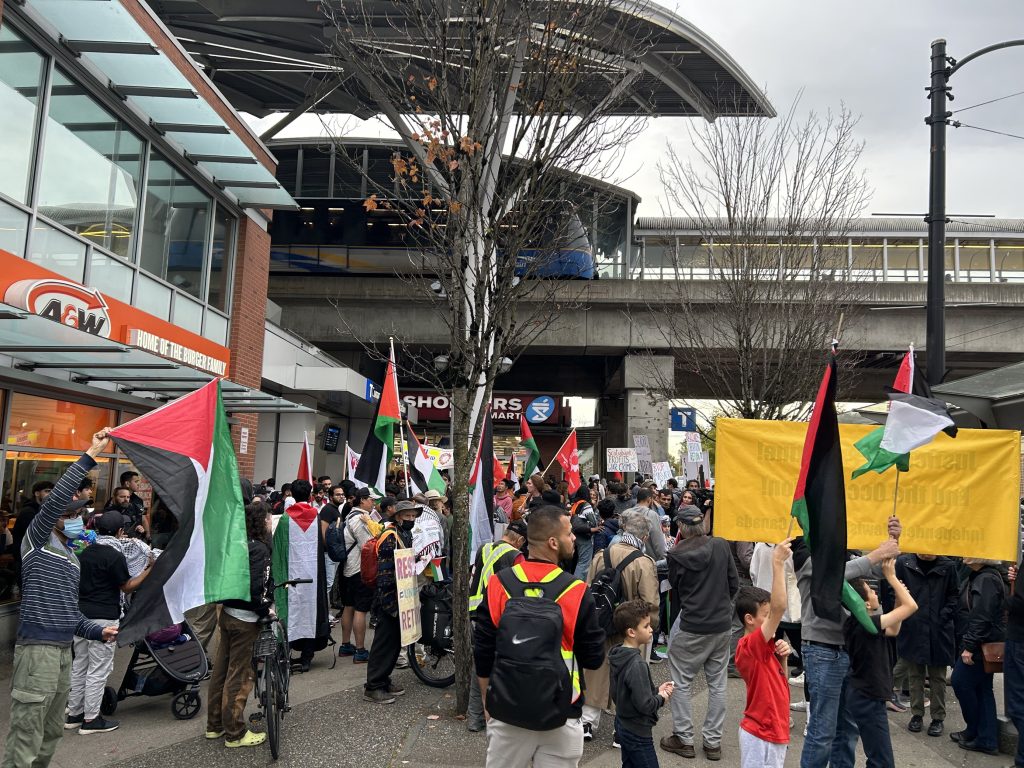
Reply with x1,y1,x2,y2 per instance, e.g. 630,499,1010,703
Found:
36,69,143,259
333,147,364,197
299,147,330,197
209,206,235,311
275,146,298,195
229,185,297,209
886,239,920,282
27,0,151,45
204,309,228,345
0,198,29,256
135,273,171,320
27,220,86,281
7,392,116,450
959,240,991,282
0,26,44,204
995,240,1024,282
89,251,133,302
171,293,203,334
140,150,210,299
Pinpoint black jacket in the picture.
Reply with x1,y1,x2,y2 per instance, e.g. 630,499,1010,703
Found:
221,539,271,614
472,559,606,719
667,534,738,634
609,644,664,737
879,555,959,666
1008,561,1024,642
957,565,1007,654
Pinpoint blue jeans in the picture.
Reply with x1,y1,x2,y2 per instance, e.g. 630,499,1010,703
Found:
574,538,594,580
832,686,894,768
1005,640,1024,767
951,657,998,749
615,717,659,768
799,642,850,768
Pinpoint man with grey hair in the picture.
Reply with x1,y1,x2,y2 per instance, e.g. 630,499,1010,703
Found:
581,507,660,742
661,506,738,762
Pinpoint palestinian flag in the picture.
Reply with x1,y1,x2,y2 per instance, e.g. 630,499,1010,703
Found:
790,357,850,625
111,380,248,645
469,410,498,561
407,424,445,496
507,454,520,492
520,417,541,479
271,501,324,640
852,392,956,478
354,346,401,492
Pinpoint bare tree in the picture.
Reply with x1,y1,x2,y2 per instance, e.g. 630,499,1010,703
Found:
643,101,870,420
320,0,658,711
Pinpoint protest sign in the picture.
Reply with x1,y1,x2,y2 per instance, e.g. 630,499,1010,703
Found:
652,462,674,488
426,446,453,471
394,549,422,646
633,434,653,475
606,447,639,473
412,510,445,575
714,418,1021,560
685,432,703,463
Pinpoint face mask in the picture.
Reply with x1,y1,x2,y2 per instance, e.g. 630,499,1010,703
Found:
400,519,416,531
62,518,84,539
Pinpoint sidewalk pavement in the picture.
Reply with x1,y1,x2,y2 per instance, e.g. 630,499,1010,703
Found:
0,639,1015,768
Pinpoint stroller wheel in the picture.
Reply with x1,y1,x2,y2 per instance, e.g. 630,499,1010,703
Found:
100,686,118,716
171,690,201,720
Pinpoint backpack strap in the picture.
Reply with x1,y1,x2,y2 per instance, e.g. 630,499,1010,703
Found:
603,548,613,570
615,549,644,575
496,567,579,602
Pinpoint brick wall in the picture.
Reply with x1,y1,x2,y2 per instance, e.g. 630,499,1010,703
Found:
228,216,271,479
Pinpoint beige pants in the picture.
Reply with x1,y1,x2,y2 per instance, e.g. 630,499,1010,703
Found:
485,717,584,768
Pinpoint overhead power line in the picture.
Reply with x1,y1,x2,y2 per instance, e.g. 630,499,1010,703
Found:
951,88,1024,115
951,121,1024,142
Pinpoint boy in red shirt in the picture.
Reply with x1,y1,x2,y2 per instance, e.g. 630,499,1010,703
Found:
734,537,794,768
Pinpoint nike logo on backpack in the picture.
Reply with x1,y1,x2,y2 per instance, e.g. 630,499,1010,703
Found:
511,634,538,645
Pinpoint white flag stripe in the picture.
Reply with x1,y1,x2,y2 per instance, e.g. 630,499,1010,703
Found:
469,469,492,563
162,457,209,623
880,399,954,454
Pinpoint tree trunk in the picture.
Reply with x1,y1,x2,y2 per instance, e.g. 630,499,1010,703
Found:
449,385,473,713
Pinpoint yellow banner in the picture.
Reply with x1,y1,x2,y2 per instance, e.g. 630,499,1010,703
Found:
714,418,1022,561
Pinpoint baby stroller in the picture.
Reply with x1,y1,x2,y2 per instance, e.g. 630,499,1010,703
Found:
101,620,208,720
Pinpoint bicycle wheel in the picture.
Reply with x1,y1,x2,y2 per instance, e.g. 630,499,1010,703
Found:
264,658,281,759
407,643,455,688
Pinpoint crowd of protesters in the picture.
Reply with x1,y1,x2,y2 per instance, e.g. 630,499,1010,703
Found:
2,442,1023,768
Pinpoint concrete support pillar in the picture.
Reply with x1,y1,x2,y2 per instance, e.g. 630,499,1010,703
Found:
600,355,674,475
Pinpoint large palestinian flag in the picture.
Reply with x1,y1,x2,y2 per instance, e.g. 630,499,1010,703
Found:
111,380,249,645
406,425,446,496
354,346,401,493
469,410,499,561
272,502,323,640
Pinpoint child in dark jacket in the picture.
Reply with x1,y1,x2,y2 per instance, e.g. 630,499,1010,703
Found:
610,599,674,767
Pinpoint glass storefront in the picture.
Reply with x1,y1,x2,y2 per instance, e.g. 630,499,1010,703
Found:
0,389,146,605
0,17,237,344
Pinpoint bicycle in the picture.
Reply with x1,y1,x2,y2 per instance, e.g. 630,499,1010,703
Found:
407,580,455,688
250,574,312,760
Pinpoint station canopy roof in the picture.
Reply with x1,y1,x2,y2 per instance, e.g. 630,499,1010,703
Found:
19,0,298,209
148,0,774,121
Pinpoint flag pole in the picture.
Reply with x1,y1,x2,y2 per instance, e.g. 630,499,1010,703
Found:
390,337,411,493
542,429,574,477
341,441,348,481
890,470,901,530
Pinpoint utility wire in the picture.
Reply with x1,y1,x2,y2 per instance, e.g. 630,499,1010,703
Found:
952,121,1024,143
951,89,1024,115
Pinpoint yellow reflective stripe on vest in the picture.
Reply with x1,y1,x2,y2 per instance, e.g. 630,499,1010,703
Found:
507,563,583,703
468,542,517,612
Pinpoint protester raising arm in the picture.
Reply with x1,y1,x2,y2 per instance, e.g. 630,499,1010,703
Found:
880,558,918,637
760,538,794,643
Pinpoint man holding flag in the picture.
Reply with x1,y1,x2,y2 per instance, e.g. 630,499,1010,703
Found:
789,354,903,768
2,430,118,768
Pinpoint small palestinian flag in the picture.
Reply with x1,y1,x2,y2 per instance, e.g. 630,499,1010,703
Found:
111,380,249,645
355,345,401,493
407,424,446,496
469,409,499,561
520,417,541,479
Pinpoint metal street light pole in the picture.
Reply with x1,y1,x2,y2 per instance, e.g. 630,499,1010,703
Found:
925,37,1024,386
925,39,949,387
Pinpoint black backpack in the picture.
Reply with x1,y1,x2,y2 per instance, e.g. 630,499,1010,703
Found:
487,569,581,731
325,511,359,564
589,548,643,634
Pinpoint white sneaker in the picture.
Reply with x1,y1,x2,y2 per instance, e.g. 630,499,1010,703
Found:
790,700,808,712
582,722,594,742
788,673,805,686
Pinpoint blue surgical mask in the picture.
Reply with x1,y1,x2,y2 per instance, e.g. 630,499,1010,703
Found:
62,518,84,539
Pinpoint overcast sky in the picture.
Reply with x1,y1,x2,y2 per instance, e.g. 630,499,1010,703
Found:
251,1,1024,218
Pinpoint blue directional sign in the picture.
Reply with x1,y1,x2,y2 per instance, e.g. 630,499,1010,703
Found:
525,395,556,424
